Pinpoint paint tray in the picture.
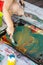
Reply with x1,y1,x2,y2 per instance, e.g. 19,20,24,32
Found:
5,25,43,64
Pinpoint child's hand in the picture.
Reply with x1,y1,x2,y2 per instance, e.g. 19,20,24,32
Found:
6,25,14,38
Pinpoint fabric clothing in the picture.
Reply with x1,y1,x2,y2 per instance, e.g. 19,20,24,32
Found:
0,1,4,12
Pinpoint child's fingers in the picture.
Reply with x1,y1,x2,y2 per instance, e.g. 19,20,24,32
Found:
6,26,14,37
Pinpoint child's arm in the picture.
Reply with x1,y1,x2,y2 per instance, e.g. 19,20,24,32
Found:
3,0,14,38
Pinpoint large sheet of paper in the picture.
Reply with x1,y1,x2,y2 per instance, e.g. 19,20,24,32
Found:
0,42,37,65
